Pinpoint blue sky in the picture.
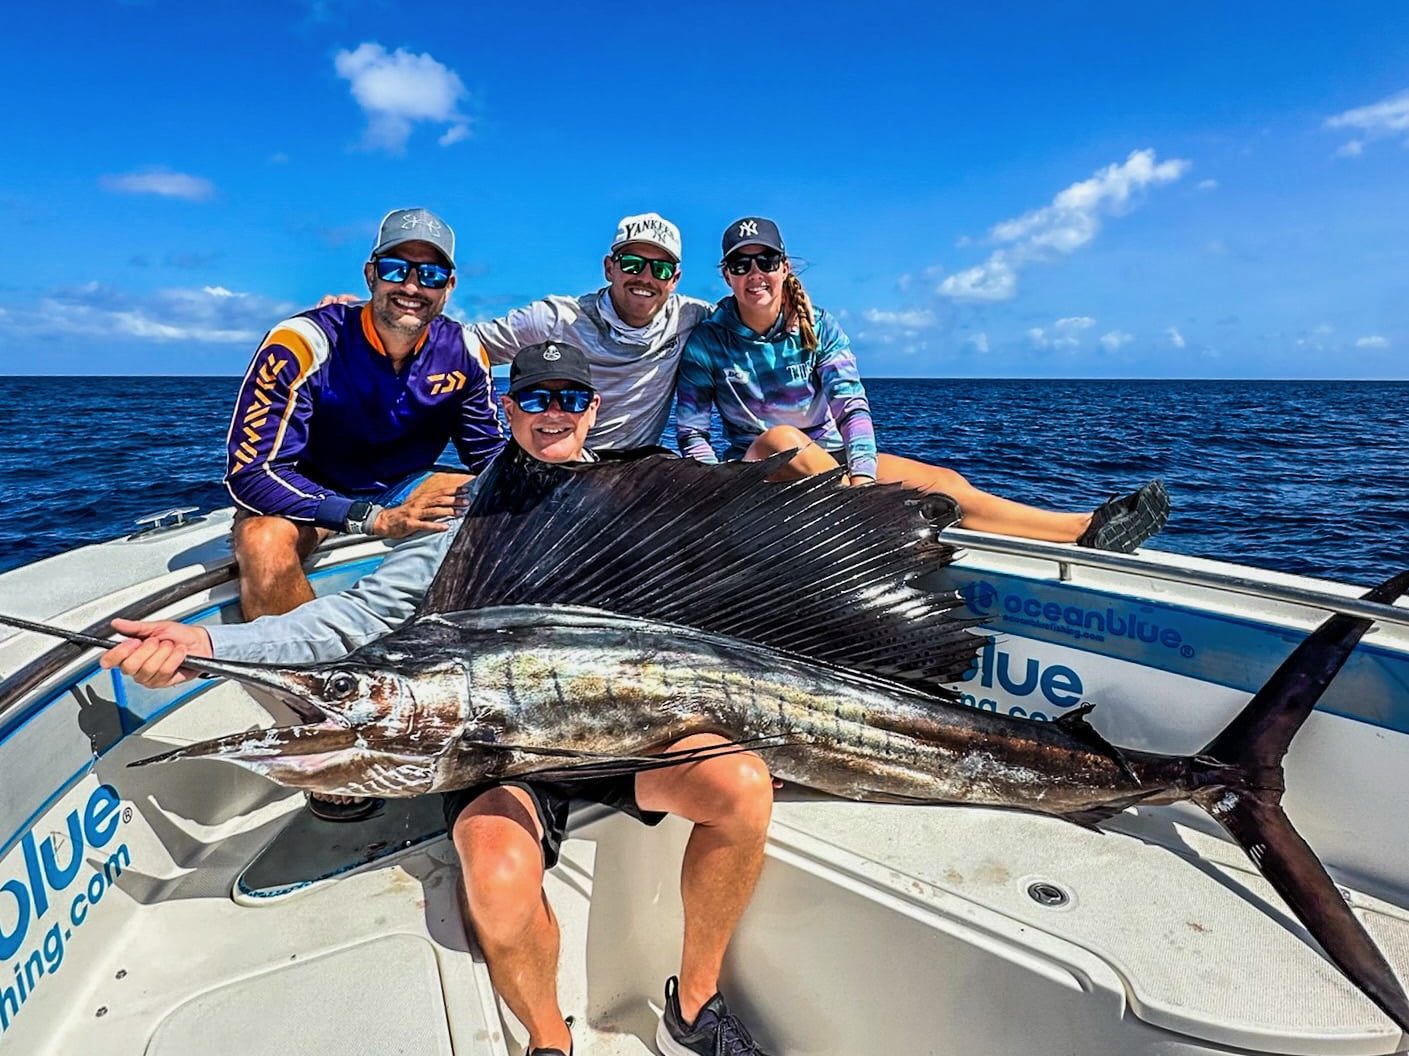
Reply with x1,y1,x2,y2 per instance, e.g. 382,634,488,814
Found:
2,1,1406,379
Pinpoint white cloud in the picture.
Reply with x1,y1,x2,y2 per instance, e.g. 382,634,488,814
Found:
335,43,470,153
438,124,471,147
1165,326,1186,348
1355,335,1390,349
1027,316,1095,350
3,282,293,345
937,252,1017,302
968,332,989,355
1198,178,1218,190
938,149,1190,302
864,307,936,329
99,167,215,201
1296,323,1335,352
1100,330,1134,352
1326,89,1409,155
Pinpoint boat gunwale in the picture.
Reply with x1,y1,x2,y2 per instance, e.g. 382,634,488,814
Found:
940,527,1409,630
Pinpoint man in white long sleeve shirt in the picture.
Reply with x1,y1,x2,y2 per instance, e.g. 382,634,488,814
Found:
97,342,778,1056
471,212,713,450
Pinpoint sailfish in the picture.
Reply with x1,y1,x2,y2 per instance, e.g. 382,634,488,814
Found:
2,444,1407,1034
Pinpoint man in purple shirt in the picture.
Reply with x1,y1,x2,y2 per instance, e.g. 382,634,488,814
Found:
224,207,504,625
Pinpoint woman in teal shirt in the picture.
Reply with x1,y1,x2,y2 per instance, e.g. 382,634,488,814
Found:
675,216,1169,551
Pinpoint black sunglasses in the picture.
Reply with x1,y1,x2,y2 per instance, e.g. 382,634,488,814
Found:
372,256,453,290
723,251,785,276
613,252,678,282
510,387,595,414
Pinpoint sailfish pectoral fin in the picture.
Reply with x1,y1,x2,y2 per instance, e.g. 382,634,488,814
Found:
476,734,799,783
129,722,359,767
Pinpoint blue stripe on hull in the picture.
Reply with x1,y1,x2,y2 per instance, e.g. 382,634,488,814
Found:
939,568,1409,735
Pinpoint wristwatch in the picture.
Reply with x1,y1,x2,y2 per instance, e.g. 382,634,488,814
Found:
344,501,378,536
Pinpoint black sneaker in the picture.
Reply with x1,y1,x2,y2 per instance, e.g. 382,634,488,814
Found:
656,976,772,1055
1076,479,1170,553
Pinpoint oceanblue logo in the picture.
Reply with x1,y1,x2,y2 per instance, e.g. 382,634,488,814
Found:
1,784,131,1036
959,579,1193,656
957,637,1083,721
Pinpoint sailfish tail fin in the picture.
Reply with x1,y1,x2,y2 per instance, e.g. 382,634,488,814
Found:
1193,570,1409,1033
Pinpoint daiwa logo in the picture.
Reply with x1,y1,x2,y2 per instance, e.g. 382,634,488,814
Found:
959,580,1193,657
957,637,1083,721
1,784,131,1037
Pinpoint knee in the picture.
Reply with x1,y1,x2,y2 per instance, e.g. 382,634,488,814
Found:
233,516,305,569
920,466,970,495
454,817,544,936
752,425,811,457
696,753,775,831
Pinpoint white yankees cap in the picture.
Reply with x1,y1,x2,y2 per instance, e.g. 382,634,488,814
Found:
610,212,683,262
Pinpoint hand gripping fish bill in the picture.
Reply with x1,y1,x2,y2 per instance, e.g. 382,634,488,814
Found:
2,448,1408,1033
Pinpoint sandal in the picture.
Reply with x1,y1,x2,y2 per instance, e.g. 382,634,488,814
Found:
1077,479,1170,553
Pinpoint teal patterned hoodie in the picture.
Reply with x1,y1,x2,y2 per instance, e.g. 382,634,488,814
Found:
675,297,878,479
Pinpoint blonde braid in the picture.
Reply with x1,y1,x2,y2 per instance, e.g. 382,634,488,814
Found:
783,272,818,352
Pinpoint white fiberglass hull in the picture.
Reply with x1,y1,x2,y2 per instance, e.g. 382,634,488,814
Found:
0,513,1406,1054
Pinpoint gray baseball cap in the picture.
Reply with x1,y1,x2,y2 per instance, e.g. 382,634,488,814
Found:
371,207,456,268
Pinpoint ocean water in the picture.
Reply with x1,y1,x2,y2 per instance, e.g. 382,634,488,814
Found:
0,377,1404,585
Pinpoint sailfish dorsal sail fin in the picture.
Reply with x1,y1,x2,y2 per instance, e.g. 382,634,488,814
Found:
418,443,982,695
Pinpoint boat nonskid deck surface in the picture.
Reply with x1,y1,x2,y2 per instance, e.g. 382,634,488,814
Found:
3,516,1409,1054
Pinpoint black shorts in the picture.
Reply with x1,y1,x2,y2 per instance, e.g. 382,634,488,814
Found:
441,775,667,869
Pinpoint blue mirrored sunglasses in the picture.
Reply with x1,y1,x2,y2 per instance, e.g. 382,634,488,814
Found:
372,256,453,289
511,387,595,414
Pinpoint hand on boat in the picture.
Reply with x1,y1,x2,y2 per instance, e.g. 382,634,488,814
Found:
372,473,472,538
315,292,363,308
100,618,213,688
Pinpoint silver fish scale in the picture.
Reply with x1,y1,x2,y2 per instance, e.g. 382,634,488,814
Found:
446,610,1170,811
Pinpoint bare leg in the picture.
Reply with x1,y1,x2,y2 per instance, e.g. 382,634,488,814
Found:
453,786,573,1054
636,734,775,1024
230,514,330,620
742,425,844,480
875,453,1092,542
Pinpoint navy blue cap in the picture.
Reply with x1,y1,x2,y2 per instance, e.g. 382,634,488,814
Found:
508,341,594,395
721,217,785,260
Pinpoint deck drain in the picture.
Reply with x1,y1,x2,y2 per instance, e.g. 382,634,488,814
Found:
1026,881,1071,908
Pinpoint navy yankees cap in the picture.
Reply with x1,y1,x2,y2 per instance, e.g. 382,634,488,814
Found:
721,216,785,260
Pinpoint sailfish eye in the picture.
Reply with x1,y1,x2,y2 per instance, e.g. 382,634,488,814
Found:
325,672,359,700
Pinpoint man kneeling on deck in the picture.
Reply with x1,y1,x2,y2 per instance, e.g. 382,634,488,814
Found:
101,343,777,1056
